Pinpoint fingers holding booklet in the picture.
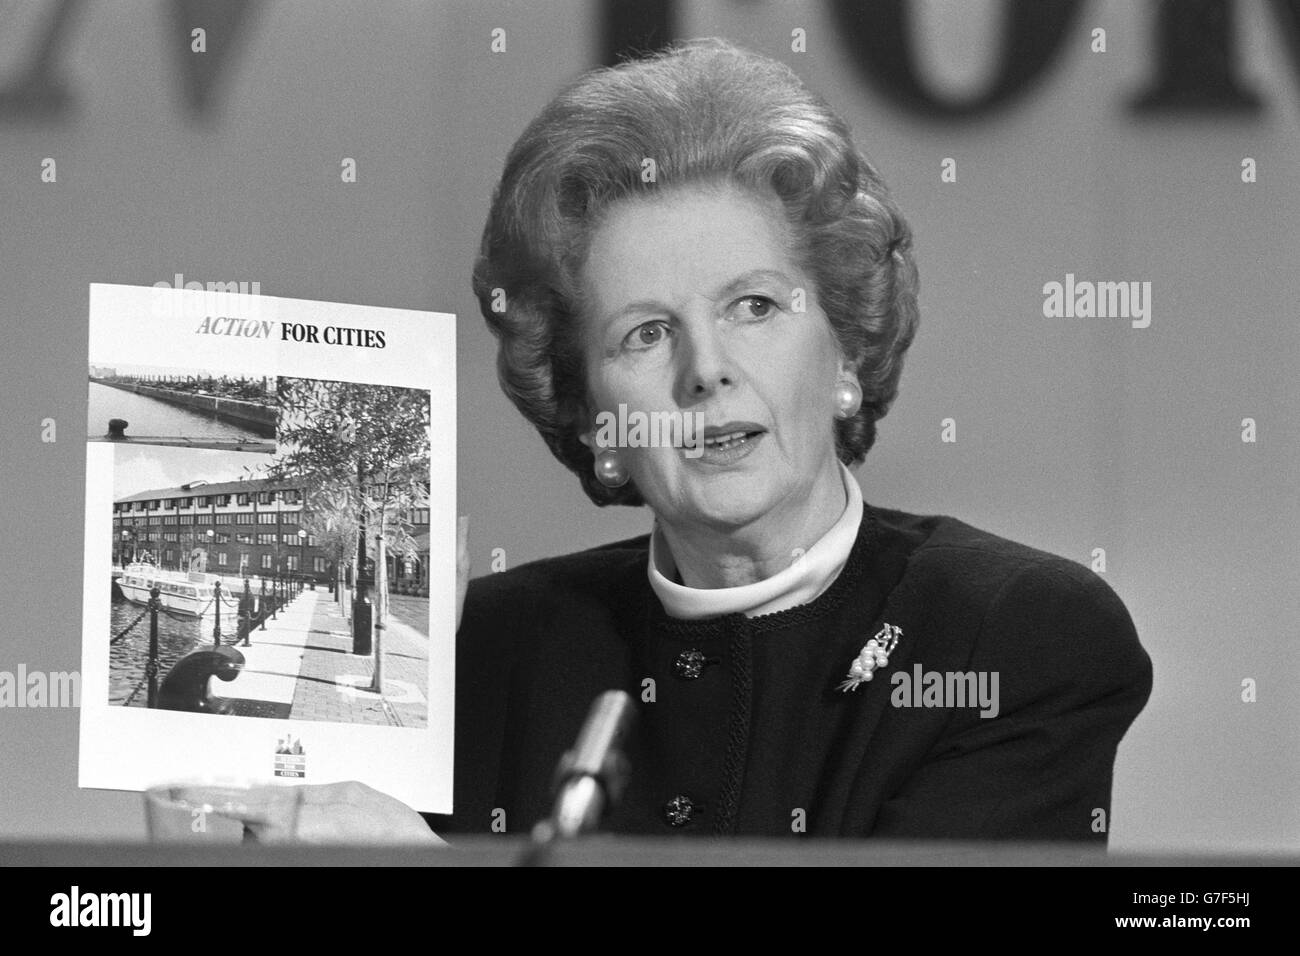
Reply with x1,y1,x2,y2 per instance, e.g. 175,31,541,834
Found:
170,781,446,846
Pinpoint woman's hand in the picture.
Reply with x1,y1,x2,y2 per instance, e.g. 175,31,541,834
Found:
180,780,446,845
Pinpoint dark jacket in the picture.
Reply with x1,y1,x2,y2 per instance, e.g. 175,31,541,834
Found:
424,504,1153,841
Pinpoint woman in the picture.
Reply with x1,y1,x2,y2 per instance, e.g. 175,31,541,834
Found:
217,39,1152,843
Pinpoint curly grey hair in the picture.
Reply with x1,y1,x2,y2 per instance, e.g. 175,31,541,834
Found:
472,38,919,506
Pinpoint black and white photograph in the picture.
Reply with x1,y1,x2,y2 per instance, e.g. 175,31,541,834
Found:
1,0,1295,910
88,364,276,452
106,424,432,729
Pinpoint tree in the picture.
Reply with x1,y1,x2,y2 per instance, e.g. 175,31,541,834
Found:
265,377,431,615
297,481,360,587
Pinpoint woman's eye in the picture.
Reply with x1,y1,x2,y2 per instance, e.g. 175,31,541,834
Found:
625,320,669,350
735,295,777,319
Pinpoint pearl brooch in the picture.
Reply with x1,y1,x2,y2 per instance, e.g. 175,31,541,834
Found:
837,623,902,692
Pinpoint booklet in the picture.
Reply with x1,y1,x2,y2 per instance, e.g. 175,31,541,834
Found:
80,283,456,813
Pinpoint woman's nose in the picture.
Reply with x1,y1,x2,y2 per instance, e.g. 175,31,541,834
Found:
674,318,737,401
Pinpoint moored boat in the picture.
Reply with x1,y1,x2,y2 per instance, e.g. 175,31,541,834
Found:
117,561,220,618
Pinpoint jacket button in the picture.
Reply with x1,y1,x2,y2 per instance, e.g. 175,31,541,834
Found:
662,794,697,827
673,649,707,680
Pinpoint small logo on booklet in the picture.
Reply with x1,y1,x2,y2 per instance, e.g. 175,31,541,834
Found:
274,734,306,778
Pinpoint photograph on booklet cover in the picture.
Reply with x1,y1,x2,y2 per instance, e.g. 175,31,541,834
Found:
80,283,456,813
87,363,277,451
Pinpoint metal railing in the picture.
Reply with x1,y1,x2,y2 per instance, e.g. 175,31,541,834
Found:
111,572,308,710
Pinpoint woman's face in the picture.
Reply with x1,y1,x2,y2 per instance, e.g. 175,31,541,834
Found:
579,182,850,532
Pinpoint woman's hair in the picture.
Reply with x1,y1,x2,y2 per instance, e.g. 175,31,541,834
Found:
472,38,919,506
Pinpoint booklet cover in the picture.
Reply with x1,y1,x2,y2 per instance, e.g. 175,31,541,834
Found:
79,283,456,813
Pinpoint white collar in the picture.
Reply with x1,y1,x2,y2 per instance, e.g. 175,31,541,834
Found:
648,462,864,620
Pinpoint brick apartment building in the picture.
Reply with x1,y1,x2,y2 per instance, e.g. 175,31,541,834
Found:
112,477,430,594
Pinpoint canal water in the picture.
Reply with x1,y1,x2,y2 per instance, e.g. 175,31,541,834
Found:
109,592,209,706
88,381,265,442
108,585,251,706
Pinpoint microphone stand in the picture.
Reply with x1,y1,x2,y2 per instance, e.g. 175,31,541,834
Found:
516,690,636,867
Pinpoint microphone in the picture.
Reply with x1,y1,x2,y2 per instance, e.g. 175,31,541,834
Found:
539,690,637,840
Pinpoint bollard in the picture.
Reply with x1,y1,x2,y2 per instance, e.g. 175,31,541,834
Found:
212,580,222,646
352,596,373,655
157,645,245,714
107,418,129,440
145,585,161,707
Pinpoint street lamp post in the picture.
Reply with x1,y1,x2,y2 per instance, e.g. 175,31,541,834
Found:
120,523,140,565
273,531,282,613
297,527,309,591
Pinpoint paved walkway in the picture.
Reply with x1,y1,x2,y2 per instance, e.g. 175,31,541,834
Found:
215,588,430,728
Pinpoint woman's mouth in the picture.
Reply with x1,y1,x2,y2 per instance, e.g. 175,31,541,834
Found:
703,430,753,451
693,423,766,463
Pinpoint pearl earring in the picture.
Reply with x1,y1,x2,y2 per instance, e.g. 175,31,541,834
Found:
835,381,862,419
594,450,630,488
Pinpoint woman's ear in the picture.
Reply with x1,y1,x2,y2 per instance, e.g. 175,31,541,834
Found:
575,399,596,450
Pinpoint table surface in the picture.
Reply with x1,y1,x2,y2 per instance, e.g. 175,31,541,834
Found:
2,838,1294,867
